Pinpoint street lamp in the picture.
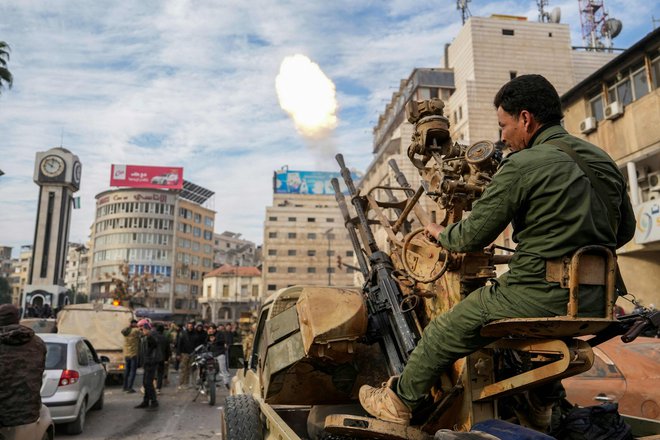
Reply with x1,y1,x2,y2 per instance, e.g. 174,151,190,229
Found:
323,228,333,286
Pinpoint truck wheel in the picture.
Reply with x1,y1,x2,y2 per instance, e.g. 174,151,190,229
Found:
222,394,263,440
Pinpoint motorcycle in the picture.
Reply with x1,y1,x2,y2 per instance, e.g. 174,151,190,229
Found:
191,344,219,406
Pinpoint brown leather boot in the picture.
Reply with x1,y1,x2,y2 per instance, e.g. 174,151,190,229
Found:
358,376,412,425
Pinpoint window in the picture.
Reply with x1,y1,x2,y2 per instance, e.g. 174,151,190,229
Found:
502,29,514,36
268,267,277,273
326,250,335,256
632,68,649,100
652,56,660,88
307,233,317,239
223,285,229,297
204,216,214,227
288,232,297,239
267,284,277,291
326,267,335,273
608,78,632,106
269,216,277,221
590,94,605,121
288,250,297,256
194,213,202,223
307,267,316,273
268,249,277,256
269,232,277,238
307,250,316,257
288,217,296,222
307,217,315,222
193,227,201,237
287,267,296,273
346,250,354,257
326,218,335,223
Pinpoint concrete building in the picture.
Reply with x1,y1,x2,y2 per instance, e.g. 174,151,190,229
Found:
8,246,32,306
200,265,262,324
213,231,259,267
64,243,90,301
561,27,660,309
262,190,357,295
89,182,215,318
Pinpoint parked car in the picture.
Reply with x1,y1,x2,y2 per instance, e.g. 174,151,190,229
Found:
563,336,660,420
0,404,54,440
38,334,108,435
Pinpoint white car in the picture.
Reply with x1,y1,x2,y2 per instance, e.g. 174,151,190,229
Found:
151,173,179,185
0,404,54,440
38,334,107,435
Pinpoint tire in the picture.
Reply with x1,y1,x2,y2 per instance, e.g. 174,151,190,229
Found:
91,387,104,411
65,398,86,435
207,377,216,406
222,394,263,440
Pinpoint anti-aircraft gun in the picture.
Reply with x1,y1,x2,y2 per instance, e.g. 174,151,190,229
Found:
222,98,660,440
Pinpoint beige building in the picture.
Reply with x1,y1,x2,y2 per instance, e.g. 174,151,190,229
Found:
64,243,89,301
262,192,356,295
200,265,261,324
561,27,660,309
8,245,33,306
89,182,216,318
213,231,259,267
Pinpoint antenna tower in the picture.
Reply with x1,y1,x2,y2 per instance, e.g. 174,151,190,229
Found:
578,0,622,51
457,0,472,25
538,0,549,22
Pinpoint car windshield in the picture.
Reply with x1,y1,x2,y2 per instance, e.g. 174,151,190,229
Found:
45,342,67,370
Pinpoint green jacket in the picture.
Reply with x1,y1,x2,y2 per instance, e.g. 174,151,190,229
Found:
121,326,140,358
439,125,635,296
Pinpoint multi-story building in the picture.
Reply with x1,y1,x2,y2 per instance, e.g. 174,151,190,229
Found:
213,231,259,267
64,243,90,302
0,246,12,280
89,181,215,318
262,171,357,295
561,27,660,308
9,246,33,305
200,265,262,324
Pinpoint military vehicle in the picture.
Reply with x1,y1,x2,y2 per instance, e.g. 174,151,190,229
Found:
224,99,660,439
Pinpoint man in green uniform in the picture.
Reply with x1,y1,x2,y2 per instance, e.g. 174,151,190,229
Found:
359,74,636,425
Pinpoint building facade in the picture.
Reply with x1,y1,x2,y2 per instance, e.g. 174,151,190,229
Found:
64,243,90,302
8,246,33,306
200,265,261,324
213,231,259,267
262,192,357,295
89,184,216,318
561,27,660,309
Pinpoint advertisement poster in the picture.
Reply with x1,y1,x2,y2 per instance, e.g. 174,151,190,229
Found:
111,164,183,190
273,169,361,195
635,199,660,245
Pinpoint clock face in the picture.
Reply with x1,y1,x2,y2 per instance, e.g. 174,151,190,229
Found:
73,161,82,184
40,155,66,177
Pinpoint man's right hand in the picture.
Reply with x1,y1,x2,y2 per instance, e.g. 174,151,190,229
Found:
424,223,445,242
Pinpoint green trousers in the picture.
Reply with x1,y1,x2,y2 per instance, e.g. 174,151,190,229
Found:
396,281,604,409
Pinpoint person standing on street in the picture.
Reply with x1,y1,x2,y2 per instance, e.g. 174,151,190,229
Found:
135,319,161,409
121,319,140,393
176,320,197,388
0,304,47,428
206,324,231,389
154,323,171,394
359,74,636,426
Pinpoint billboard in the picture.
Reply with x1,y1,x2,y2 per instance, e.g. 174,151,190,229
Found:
110,164,183,190
635,199,660,245
273,169,361,195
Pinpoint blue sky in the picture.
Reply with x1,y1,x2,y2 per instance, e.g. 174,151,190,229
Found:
1,0,658,253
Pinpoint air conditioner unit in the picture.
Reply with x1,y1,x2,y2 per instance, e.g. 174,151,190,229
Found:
648,171,660,192
648,190,660,201
604,101,624,120
579,116,597,134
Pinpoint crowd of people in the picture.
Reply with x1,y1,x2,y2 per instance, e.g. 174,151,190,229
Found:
121,318,244,410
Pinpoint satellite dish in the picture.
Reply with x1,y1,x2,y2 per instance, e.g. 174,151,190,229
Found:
549,7,561,23
605,18,623,39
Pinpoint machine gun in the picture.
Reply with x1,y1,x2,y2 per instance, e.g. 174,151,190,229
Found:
332,155,421,375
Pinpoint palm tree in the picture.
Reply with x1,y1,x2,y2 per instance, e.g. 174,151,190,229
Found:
0,41,13,94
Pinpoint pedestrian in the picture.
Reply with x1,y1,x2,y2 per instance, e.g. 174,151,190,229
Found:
135,319,161,410
176,320,197,388
154,323,171,394
359,74,636,426
0,304,47,427
168,323,180,372
121,319,140,393
205,325,230,389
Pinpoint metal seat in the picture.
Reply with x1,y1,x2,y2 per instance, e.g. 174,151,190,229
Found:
474,245,617,402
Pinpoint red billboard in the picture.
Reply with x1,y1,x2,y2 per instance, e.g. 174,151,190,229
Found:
110,164,183,190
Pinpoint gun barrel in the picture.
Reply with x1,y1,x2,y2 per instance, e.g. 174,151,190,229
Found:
331,178,369,277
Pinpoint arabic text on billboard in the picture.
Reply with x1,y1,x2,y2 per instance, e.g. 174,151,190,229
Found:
111,165,183,190
634,199,660,245
274,170,361,195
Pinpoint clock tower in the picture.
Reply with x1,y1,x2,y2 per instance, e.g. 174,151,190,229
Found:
23,147,82,314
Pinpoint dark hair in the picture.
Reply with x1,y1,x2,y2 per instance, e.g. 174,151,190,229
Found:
493,74,562,125
156,323,165,333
